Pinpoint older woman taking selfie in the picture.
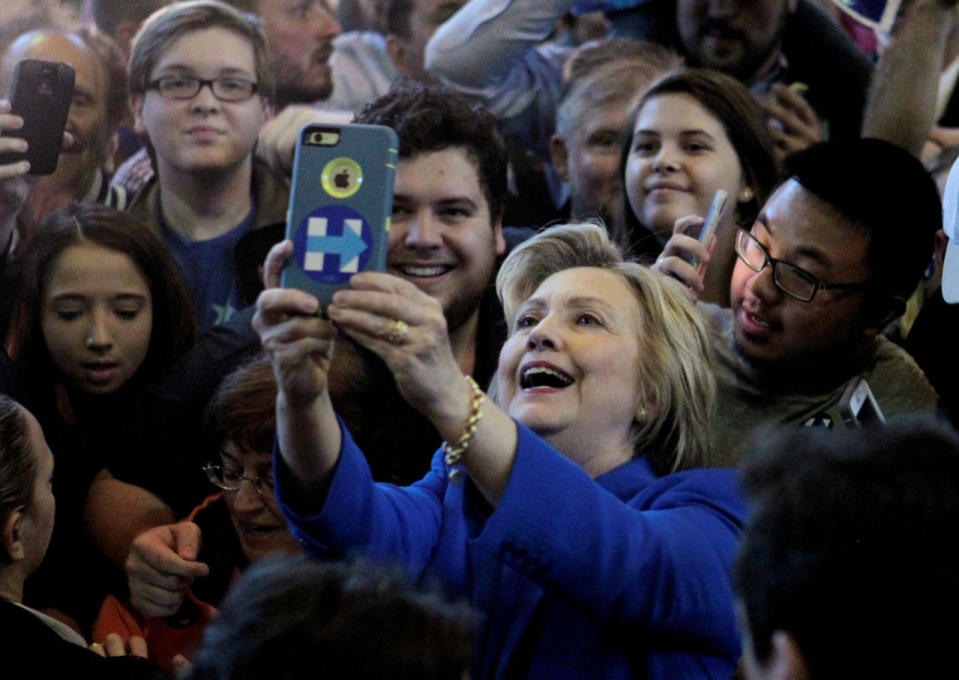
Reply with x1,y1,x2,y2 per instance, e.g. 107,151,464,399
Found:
254,224,746,679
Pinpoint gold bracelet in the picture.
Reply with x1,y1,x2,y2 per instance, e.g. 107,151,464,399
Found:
443,375,486,483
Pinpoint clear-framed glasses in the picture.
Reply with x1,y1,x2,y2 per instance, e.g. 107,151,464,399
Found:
147,75,259,102
203,461,274,499
734,228,870,302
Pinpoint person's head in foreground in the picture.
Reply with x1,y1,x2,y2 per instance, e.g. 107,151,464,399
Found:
495,222,716,474
186,554,475,680
734,416,959,679
0,395,55,603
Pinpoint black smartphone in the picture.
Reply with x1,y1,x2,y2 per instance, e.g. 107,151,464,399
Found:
281,123,398,310
838,376,887,428
0,59,75,175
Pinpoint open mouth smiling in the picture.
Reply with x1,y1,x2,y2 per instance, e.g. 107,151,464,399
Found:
519,363,575,390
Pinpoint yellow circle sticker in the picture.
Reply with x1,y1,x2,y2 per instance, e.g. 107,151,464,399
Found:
321,158,363,199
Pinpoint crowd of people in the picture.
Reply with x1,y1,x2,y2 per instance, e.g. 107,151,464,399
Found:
0,0,958,678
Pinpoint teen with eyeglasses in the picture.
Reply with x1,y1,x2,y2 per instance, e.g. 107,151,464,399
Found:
655,138,941,466
124,0,290,333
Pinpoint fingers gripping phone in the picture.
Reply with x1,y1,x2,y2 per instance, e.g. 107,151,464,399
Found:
281,123,398,310
838,376,887,428
0,59,75,175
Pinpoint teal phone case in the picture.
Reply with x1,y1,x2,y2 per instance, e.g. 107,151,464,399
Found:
281,123,398,308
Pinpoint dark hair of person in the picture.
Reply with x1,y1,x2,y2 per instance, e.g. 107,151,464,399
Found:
5,202,197,394
187,555,476,680
0,396,36,564
354,81,508,224
613,68,779,255
205,353,276,454
734,416,959,679
783,138,941,303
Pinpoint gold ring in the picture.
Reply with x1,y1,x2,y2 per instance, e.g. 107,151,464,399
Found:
386,319,409,344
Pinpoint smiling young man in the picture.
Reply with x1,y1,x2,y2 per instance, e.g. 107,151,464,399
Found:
682,138,941,465
125,0,289,331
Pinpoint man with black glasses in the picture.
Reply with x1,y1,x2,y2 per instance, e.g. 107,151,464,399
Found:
657,138,940,465
125,0,289,331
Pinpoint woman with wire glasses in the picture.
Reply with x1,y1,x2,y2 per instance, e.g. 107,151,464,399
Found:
94,355,299,675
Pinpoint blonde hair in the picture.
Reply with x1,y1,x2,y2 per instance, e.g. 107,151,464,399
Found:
496,223,716,473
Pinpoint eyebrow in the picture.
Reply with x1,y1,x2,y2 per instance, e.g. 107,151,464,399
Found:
393,194,479,208
154,65,255,78
520,295,621,317
754,215,832,270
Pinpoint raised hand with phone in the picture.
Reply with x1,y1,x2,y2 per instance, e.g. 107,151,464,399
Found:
651,188,727,301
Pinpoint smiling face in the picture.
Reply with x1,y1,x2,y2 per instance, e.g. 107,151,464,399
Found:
41,243,153,395
497,267,645,473
219,443,299,564
388,147,505,332
625,93,746,241
730,180,874,374
254,0,339,106
133,26,267,180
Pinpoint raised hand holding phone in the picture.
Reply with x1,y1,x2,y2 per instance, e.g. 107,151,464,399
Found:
0,59,75,175
652,189,727,300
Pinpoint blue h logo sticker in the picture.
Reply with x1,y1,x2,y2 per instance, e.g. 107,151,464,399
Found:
304,216,367,273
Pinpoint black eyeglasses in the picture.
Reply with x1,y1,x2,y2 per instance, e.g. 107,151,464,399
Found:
147,75,259,102
203,462,274,499
734,228,870,302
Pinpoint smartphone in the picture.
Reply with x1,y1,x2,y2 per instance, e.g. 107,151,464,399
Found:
838,376,887,428
689,189,727,268
0,59,75,175
281,123,398,310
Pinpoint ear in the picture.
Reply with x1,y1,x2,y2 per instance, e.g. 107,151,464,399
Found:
549,134,570,182
2,507,26,562
130,94,146,134
385,35,411,79
762,631,812,680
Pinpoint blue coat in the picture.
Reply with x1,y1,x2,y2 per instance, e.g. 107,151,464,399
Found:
276,421,746,679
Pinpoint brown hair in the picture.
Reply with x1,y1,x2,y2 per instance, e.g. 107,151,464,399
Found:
5,202,197,393
614,68,778,252
205,353,277,454
129,0,274,103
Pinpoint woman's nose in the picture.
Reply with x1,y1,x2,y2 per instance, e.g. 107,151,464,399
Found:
526,316,562,351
